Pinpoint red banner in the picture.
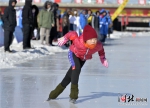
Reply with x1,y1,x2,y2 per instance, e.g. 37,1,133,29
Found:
121,16,125,26
138,0,146,5
125,16,128,25
75,0,82,3
96,0,104,4
55,0,61,3
34,0,41,3
117,0,124,4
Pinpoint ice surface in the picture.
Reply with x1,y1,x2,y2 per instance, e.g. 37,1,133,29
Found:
0,35,150,108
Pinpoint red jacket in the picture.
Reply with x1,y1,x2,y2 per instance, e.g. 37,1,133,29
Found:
64,31,105,61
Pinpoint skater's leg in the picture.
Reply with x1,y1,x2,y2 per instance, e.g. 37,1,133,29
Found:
61,66,72,87
70,53,85,100
48,66,72,100
48,83,65,100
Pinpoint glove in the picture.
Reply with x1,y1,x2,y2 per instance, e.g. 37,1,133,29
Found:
100,56,108,68
58,37,68,46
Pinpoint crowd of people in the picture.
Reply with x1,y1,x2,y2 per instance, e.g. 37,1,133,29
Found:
0,0,113,53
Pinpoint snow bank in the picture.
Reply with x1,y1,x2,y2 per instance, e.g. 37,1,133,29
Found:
0,40,68,69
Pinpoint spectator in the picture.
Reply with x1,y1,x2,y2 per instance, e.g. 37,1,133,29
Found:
22,0,33,49
99,9,111,43
79,10,87,34
38,1,54,45
49,2,59,46
31,5,39,40
3,0,17,52
91,11,100,41
106,10,113,38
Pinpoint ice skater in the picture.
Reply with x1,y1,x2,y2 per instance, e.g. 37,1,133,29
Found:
47,25,109,103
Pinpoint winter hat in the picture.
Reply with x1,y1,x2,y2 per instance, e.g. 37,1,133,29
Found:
100,9,106,14
9,0,17,6
83,25,97,42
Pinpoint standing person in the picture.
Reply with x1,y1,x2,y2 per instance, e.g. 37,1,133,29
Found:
39,1,54,45
49,2,59,46
99,9,111,43
79,10,87,35
0,15,3,26
91,11,100,41
106,11,113,38
31,5,39,40
3,0,17,52
22,0,33,49
47,25,109,103
87,9,93,26
62,14,70,47
73,10,80,36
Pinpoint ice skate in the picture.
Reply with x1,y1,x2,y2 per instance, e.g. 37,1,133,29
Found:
69,98,77,104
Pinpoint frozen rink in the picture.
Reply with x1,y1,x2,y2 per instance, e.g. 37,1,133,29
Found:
0,36,150,108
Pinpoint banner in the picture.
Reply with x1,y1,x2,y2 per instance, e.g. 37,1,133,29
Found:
75,0,82,3
13,26,23,43
117,0,124,4
96,0,104,4
34,0,41,3
111,0,129,21
138,0,146,5
0,26,4,47
55,0,61,3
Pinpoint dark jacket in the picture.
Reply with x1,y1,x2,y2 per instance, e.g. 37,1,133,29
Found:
3,0,17,31
22,0,33,26
92,15,99,29
31,5,39,29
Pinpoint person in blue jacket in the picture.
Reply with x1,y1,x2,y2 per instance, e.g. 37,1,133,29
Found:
99,9,111,43
106,10,113,38
0,16,3,26
79,10,87,35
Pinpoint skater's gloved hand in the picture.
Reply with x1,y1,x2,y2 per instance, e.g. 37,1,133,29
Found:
58,36,68,46
100,56,108,68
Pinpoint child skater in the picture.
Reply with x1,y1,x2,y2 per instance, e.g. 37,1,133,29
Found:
47,25,109,103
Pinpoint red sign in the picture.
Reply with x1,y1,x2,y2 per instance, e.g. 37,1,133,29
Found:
121,16,125,26
55,0,61,3
138,0,146,5
117,0,124,4
75,0,82,3
34,0,41,3
125,16,128,25
96,0,104,4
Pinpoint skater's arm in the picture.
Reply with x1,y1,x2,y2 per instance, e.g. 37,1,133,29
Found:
58,31,78,46
98,43,105,58
98,43,109,68
64,31,78,41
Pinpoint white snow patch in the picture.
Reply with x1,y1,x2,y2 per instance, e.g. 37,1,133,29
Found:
0,40,68,69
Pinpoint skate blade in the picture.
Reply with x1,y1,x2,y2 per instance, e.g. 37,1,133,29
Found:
69,99,76,104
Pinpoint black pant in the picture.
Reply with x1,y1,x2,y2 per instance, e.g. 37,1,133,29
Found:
50,26,57,45
4,30,13,51
23,24,32,49
61,53,86,87
100,34,107,43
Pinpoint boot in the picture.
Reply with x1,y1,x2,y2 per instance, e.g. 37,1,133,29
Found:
47,83,65,101
70,84,78,100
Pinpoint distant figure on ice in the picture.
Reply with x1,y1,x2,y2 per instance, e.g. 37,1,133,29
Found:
3,0,17,52
99,9,111,43
47,25,109,103
22,0,33,49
